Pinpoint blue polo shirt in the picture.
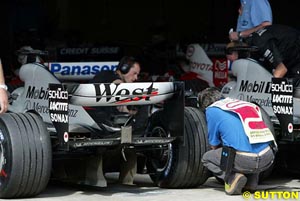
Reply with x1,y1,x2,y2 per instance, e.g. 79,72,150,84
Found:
206,107,270,153
237,0,272,32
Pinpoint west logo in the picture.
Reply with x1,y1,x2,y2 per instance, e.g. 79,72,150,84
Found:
94,83,157,103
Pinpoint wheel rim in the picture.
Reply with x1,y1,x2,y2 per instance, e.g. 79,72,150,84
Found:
149,126,173,173
0,129,5,178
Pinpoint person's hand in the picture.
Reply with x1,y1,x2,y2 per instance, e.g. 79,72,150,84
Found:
0,88,8,114
116,106,138,115
229,32,239,41
128,108,138,115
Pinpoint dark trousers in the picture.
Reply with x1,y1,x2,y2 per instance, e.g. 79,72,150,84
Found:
202,148,275,188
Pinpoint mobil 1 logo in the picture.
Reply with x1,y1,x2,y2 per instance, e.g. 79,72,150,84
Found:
271,78,293,140
49,83,69,149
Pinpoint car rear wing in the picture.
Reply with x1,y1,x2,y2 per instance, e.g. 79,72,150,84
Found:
66,82,177,106
48,82,185,150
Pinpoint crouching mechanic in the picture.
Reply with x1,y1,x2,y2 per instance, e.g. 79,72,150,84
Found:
198,87,276,195
91,56,141,185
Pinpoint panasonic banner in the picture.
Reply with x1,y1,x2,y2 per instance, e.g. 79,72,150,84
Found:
46,62,119,81
271,78,293,141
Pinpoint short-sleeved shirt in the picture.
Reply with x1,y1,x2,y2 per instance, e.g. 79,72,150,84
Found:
237,0,272,32
206,106,269,153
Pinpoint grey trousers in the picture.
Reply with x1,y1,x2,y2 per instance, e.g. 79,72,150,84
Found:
202,147,275,188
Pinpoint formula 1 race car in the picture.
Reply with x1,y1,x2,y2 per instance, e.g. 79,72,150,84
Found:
0,51,210,198
221,52,300,175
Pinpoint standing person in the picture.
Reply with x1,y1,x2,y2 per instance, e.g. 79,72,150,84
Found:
243,24,300,79
225,41,251,81
0,58,8,114
198,87,276,195
92,55,141,114
91,55,141,122
229,0,272,41
225,41,250,63
91,56,141,185
92,56,140,84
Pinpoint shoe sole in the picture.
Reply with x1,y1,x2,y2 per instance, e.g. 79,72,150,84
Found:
226,174,247,195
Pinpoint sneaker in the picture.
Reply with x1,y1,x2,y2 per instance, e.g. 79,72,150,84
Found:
242,173,258,193
242,186,256,193
225,173,247,195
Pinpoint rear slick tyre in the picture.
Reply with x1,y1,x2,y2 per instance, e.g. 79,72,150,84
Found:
0,113,52,198
147,107,210,188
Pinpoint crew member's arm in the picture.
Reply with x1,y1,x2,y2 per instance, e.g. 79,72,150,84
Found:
262,40,287,78
113,78,138,115
206,108,222,150
112,79,123,84
229,22,271,41
273,62,288,78
0,59,8,114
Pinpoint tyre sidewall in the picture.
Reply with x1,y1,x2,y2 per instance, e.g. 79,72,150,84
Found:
0,117,22,196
